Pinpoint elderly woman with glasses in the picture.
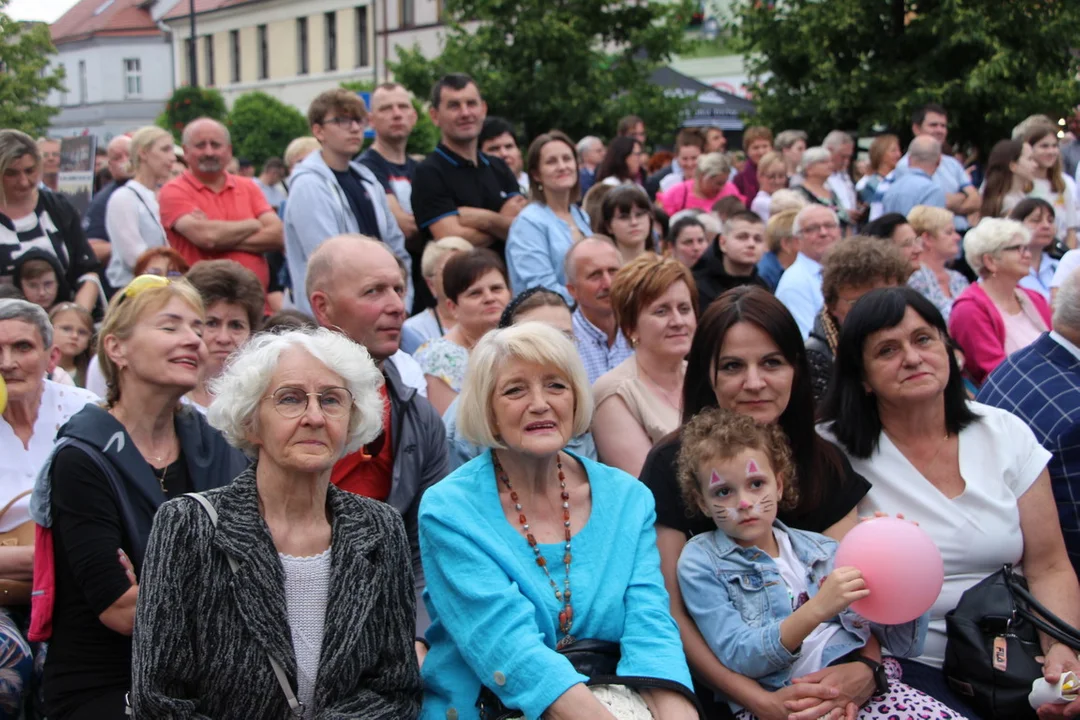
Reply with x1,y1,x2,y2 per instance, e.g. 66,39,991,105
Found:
33,275,247,719
131,328,422,718
949,217,1051,386
419,322,698,720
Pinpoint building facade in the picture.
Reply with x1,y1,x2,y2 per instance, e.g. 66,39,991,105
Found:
47,0,175,142
161,0,447,114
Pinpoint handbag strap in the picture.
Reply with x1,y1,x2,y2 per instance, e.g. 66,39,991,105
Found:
1005,568,1080,650
0,490,33,523
184,493,304,717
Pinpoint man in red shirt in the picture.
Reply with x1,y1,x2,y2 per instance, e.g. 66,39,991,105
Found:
159,118,283,291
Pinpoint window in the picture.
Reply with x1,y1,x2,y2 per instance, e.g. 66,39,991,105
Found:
296,17,309,75
324,12,337,71
230,30,240,83
204,34,215,86
355,6,369,68
184,38,194,85
400,0,414,28
123,58,142,97
257,24,268,79
78,60,87,104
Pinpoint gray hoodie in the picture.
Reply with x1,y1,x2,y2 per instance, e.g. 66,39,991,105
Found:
284,150,413,313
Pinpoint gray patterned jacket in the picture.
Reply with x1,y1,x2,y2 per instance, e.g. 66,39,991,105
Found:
130,466,422,719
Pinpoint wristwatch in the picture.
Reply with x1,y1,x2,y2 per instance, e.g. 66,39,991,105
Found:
849,656,889,696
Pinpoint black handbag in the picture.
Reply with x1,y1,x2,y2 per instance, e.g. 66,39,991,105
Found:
944,564,1080,720
476,638,704,720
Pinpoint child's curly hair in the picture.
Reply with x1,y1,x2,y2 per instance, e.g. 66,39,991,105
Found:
677,408,800,516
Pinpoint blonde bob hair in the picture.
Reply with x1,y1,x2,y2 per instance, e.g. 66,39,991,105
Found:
964,217,1031,276
208,328,385,456
98,278,205,406
420,236,473,279
906,205,954,237
456,322,593,449
127,126,173,175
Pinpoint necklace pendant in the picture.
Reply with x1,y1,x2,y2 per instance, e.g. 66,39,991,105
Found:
556,634,575,650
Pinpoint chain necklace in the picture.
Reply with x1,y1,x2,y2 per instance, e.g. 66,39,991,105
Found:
493,451,575,649
153,462,169,494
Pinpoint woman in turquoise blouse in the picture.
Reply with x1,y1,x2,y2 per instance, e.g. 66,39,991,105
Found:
505,131,592,302
418,322,698,720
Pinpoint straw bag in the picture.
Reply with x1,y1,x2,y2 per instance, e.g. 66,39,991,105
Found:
0,490,36,606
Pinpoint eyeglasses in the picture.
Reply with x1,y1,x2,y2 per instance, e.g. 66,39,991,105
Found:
118,274,170,305
321,116,365,129
1002,244,1033,256
263,386,354,419
799,222,840,235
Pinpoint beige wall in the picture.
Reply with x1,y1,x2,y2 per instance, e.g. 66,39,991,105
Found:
267,19,296,79
213,32,229,86
240,26,258,84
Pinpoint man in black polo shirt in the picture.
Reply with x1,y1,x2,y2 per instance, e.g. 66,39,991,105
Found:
412,73,525,253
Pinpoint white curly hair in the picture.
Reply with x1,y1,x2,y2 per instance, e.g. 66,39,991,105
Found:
207,328,385,457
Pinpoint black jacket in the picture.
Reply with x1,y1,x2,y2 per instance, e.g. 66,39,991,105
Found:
691,239,771,312
131,466,422,718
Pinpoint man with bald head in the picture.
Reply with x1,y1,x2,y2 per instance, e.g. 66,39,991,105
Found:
881,135,946,217
83,135,133,265
159,117,283,296
565,236,633,384
306,234,448,634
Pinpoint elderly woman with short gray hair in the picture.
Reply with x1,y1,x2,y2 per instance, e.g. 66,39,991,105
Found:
418,322,699,720
659,151,745,217
131,328,422,719
795,146,849,227
949,217,1051,386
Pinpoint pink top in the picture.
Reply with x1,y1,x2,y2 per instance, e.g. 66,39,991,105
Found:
657,179,746,216
997,297,1047,355
948,282,1051,386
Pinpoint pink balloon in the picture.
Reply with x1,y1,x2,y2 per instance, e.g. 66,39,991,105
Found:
833,517,944,625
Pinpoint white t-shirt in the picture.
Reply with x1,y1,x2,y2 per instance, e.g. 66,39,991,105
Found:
822,403,1050,668
1051,249,1080,289
751,191,771,223
390,349,427,398
1031,176,1079,240
773,528,843,678
0,380,99,531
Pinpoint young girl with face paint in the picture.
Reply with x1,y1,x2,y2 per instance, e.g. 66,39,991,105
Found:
674,409,962,720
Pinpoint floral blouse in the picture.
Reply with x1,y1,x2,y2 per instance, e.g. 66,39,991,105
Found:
414,337,470,393
908,264,970,323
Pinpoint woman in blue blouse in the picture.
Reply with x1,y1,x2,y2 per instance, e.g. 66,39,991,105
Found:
418,322,698,720
506,131,593,301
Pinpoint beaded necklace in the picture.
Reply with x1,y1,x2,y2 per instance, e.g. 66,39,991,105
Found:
493,451,575,649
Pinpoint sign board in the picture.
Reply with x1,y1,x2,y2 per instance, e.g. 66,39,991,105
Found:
357,91,376,139
57,136,96,215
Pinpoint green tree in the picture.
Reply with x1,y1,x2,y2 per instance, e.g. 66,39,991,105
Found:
732,0,1080,152
389,0,696,146
340,80,439,155
160,86,228,141
226,91,309,169
0,2,65,136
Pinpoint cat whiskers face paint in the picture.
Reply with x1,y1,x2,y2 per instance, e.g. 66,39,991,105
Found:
698,450,784,546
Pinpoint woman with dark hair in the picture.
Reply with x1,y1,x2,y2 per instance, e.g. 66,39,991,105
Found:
595,185,656,262
414,248,511,415
1010,197,1059,300
506,131,592,301
641,286,878,720
806,237,911,404
819,286,1080,717
663,215,709,269
862,212,920,270
594,136,644,188
980,139,1037,219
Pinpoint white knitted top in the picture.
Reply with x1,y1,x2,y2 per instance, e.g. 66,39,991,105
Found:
280,547,332,717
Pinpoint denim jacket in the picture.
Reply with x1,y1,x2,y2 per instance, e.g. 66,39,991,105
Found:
677,520,927,694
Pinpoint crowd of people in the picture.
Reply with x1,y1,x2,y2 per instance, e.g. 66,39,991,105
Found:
1,72,1080,720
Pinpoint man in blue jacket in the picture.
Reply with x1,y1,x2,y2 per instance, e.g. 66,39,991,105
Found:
284,88,412,314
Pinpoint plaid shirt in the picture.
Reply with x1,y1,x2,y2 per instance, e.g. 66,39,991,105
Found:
976,332,1080,575
572,308,634,386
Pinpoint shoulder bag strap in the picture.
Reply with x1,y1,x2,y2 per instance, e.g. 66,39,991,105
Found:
123,184,168,246
1005,569,1080,650
0,490,34,523
183,493,304,717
